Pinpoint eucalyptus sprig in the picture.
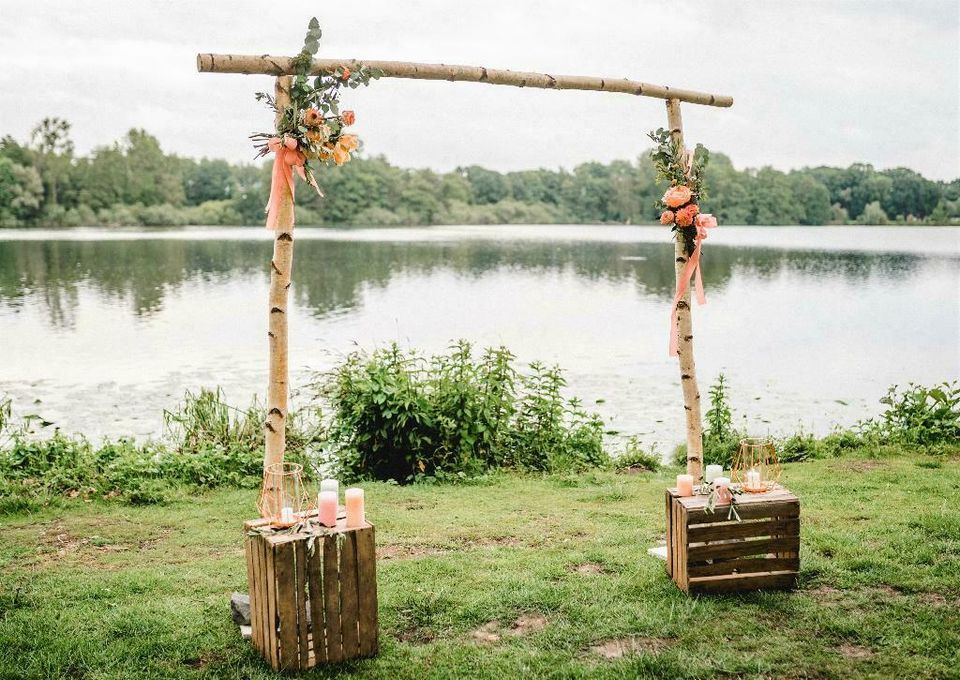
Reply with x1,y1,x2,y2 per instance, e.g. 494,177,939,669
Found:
697,480,742,522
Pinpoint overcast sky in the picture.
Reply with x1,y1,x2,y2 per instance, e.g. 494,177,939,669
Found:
1,0,957,180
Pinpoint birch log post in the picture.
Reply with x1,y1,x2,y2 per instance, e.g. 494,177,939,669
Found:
665,98,704,480
264,75,295,472
197,54,733,108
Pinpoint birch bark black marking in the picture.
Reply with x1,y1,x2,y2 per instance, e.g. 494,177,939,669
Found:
666,98,704,481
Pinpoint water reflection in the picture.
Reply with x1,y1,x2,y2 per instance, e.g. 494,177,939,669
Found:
0,235,933,327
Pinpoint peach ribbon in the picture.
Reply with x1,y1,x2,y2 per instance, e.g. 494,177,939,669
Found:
669,221,714,357
264,137,320,230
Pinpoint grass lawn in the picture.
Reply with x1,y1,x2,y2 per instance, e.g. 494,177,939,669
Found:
1,452,958,679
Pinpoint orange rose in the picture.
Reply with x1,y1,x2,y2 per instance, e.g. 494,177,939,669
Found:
303,108,323,127
686,203,700,217
676,209,694,227
341,110,356,126
332,144,350,166
338,134,360,152
663,185,693,208
340,66,351,81
660,210,675,225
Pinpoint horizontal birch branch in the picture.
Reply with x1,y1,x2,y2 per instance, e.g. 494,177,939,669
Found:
196,54,733,108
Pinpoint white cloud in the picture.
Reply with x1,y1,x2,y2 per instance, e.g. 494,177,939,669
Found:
0,0,956,178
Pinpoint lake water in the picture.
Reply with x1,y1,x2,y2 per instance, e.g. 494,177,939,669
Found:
1,225,957,456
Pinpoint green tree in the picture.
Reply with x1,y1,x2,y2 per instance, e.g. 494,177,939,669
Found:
30,117,74,209
0,157,43,226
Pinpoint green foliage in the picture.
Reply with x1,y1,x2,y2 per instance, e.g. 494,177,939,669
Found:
676,377,960,468
2,115,957,228
616,437,661,472
0,388,324,511
861,382,960,449
315,341,609,482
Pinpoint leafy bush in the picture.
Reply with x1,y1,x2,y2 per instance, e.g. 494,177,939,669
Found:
860,382,960,449
315,341,608,482
616,437,661,472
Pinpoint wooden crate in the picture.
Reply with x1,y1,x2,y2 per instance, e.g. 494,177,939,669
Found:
243,515,378,672
665,486,799,594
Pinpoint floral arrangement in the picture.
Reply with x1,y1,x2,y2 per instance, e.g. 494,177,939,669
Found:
250,18,382,228
648,128,720,356
648,128,717,256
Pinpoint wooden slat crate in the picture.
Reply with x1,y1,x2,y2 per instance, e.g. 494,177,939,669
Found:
665,486,800,594
243,515,378,672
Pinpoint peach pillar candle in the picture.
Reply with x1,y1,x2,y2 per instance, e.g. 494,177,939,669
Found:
714,477,732,504
318,490,337,527
320,478,338,495
676,474,694,497
345,488,365,528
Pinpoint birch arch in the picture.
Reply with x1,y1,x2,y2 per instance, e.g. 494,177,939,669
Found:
197,53,734,481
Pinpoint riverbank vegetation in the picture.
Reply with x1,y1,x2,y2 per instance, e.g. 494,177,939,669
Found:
0,341,956,515
2,118,957,228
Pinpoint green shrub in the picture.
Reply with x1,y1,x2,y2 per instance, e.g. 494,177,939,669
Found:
616,437,661,472
316,341,608,482
860,382,959,448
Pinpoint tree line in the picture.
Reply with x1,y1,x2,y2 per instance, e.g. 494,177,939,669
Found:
1,117,957,228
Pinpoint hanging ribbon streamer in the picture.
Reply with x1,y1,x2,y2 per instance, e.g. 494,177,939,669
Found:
264,136,321,230
669,215,717,357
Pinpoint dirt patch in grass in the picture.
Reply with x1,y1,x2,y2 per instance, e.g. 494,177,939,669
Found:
471,621,502,644
588,636,673,659
454,535,525,549
838,643,874,660
570,562,606,575
509,614,547,635
397,627,436,644
378,544,448,561
808,585,843,600
471,614,548,644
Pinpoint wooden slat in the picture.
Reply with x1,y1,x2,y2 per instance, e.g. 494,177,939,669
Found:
677,503,689,592
306,540,327,665
261,536,280,670
687,557,799,578
664,489,674,578
294,540,310,669
685,500,799,523
688,571,797,594
274,541,300,672
687,517,800,542
246,535,259,653
688,536,799,562
339,531,361,658
323,534,344,663
356,526,379,656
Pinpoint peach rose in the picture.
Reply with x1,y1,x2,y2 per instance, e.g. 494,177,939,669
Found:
676,209,694,227
338,134,360,152
686,203,700,217
660,210,675,225
662,185,693,208
340,66,351,81
332,144,351,166
303,108,323,127
341,110,356,126
695,213,718,229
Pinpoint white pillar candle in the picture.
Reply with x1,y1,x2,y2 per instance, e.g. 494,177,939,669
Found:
746,468,761,491
676,474,694,497
345,488,365,528
705,465,723,483
280,506,294,523
320,478,339,496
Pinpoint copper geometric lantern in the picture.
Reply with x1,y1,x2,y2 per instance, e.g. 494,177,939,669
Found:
732,437,781,493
